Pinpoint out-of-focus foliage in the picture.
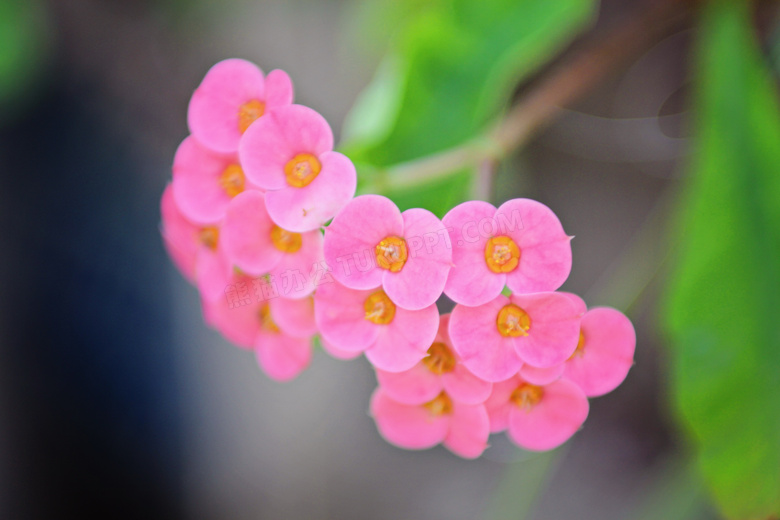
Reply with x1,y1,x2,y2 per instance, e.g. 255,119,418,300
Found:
0,0,50,121
664,1,780,519
342,0,597,216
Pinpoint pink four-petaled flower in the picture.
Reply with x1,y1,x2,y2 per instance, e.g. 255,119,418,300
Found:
204,284,315,381
375,314,492,405
188,58,294,154
239,104,357,232
314,279,439,372
442,199,572,306
484,375,589,451
370,388,490,459
324,194,452,310
221,190,323,299
449,291,582,381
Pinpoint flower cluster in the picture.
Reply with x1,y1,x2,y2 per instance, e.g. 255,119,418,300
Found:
161,59,636,459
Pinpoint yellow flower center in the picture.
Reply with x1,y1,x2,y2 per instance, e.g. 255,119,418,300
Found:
284,153,321,188
198,226,219,250
496,304,531,337
364,290,396,325
270,225,303,253
485,236,520,273
423,391,453,416
238,99,265,133
375,236,408,272
510,383,544,410
569,330,586,359
422,342,456,374
218,164,245,197
257,304,280,333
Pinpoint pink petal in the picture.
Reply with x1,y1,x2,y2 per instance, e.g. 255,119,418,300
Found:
483,378,519,433
370,389,449,450
324,195,404,290
221,190,282,275
320,336,362,360
564,307,635,397
268,230,324,299
449,297,523,382
239,104,333,191
441,364,493,405
507,379,589,451
188,59,266,154
509,292,581,368
375,363,443,405
443,402,490,459
196,245,233,302
381,208,451,310
560,291,588,316
172,136,243,225
365,304,439,372
313,281,379,352
265,151,356,232
264,69,294,107
442,201,505,306
519,363,565,385
269,296,317,339
205,296,259,349
497,199,572,294
255,330,312,382
160,185,198,282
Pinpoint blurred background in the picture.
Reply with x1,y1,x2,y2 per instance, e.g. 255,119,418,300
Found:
1,0,777,518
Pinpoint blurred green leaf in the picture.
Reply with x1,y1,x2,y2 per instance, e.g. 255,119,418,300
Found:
0,0,49,119
343,0,597,215
664,1,780,519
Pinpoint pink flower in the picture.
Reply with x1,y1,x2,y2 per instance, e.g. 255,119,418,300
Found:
564,307,635,397
484,375,589,451
375,314,492,405
516,292,588,385
172,136,261,225
205,287,314,381
314,279,439,372
221,190,323,299
239,104,356,232
324,195,452,310
370,388,490,459
160,184,232,301
449,292,581,381
442,199,572,306
188,59,293,154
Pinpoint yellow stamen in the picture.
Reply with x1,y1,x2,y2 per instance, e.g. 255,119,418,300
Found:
569,330,586,359
510,383,544,411
423,391,453,416
422,342,456,374
218,164,245,197
375,236,408,272
485,236,520,273
496,304,531,337
284,153,321,188
364,290,396,325
198,226,219,250
258,304,280,333
238,99,265,133
270,225,302,253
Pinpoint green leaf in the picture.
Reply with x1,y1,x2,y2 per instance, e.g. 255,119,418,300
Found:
663,2,780,519
342,0,597,215
0,0,50,120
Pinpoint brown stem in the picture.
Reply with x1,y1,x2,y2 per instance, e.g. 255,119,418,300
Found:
371,0,694,193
